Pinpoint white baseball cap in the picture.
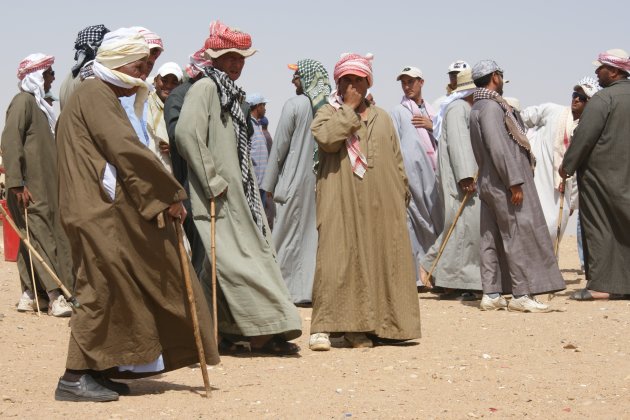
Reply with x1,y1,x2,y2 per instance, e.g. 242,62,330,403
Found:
396,66,423,80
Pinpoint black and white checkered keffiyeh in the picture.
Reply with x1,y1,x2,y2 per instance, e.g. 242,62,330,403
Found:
204,66,266,235
473,87,536,169
72,24,109,77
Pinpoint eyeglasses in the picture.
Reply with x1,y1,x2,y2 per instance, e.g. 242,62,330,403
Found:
572,91,588,102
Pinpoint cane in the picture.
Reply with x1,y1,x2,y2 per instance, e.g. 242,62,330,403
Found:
549,179,566,302
24,207,41,316
0,204,79,307
210,198,218,343
174,219,212,398
426,175,478,283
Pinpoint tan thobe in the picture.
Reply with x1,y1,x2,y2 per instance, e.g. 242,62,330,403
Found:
56,79,219,374
310,103,421,340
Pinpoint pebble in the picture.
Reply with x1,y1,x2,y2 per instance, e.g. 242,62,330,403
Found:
482,353,492,360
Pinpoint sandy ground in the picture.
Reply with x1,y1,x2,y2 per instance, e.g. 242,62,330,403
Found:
0,230,628,420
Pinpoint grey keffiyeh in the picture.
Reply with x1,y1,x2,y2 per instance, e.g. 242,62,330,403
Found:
473,87,536,169
204,66,265,235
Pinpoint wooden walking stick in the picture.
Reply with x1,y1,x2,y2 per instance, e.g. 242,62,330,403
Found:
174,219,212,398
0,204,79,307
549,179,566,301
210,198,218,343
426,175,478,283
24,207,41,316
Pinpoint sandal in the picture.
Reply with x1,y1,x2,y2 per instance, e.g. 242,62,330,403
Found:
570,289,625,301
218,338,249,355
250,336,300,356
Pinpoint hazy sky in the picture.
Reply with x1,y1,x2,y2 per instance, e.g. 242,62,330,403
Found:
1,0,628,134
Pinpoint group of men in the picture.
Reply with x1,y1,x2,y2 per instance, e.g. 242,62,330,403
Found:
1,17,629,402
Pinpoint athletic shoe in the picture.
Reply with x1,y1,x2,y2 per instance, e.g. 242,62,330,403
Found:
479,294,508,311
507,295,551,313
309,333,331,351
48,295,73,317
55,374,119,402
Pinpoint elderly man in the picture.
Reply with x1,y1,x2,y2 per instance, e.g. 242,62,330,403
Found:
309,53,421,351
1,53,74,317
175,21,301,355
469,60,565,312
521,77,601,245
561,48,630,301
59,24,109,109
54,28,219,402
260,59,329,304
390,66,443,286
146,62,183,172
419,68,482,298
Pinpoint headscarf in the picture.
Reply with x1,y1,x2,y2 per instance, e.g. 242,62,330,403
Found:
71,24,109,77
204,66,265,235
130,26,164,51
296,59,331,114
473,87,535,170
204,20,257,59
185,47,213,78
333,52,374,87
17,53,57,133
94,28,152,120
594,49,630,73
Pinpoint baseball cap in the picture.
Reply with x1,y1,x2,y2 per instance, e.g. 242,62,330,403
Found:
396,66,423,81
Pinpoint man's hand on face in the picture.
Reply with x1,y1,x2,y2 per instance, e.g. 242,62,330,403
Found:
10,186,34,209
342,84,363,110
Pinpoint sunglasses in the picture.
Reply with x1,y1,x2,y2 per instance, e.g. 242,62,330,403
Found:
572,91,588,102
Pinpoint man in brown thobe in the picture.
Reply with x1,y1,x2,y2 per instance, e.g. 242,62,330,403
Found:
309,53,421,351
54,28,218,402
1,53,74,317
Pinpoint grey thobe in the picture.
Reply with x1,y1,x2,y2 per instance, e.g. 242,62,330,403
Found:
562,79,630,295
390,104,443,284
1,92,74,294
470,98,565,296
175,77,301,340
260,95,317,304
421,100,481,290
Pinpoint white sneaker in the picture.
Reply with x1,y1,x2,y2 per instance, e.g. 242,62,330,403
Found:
507,295,551,313
48,295,73,317
17,294,34,312
480,294,508,311
309,333,331,351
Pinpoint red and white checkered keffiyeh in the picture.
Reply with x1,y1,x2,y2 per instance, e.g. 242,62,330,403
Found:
185,47,213,78
333,52,374,87
328,91,368,179
204,20,252,50
597,51,630,73
132,26,164,50
17,54,54,80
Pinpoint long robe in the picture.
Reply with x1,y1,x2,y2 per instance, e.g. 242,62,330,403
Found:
175,77,301,340
56,79,219,373
420,99,481,290
164,80,206,276
521,103,577,244
310,103,421,340
470,98,565,296
390,104,443,284
561,79,630,295
1,92,74,294
260,95,317,304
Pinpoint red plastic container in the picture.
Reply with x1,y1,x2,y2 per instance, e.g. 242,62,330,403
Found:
1,199,20,262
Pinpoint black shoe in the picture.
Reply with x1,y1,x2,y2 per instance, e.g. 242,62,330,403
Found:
93,376,131,396
55,374,119,402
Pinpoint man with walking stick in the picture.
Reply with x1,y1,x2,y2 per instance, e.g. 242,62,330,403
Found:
1,53,74,317
419,68,482,300
54,28,219,402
